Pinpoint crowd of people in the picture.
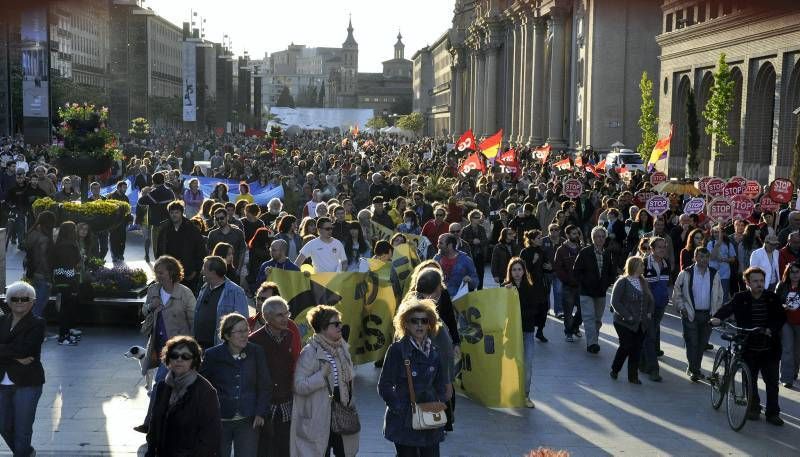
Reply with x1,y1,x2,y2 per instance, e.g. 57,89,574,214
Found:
1,128,799,456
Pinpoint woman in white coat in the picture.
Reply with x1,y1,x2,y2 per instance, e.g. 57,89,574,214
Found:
290,305,359,457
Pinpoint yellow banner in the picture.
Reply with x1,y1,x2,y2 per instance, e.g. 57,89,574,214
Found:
269,269,397,364
453,288,526,408
370,221,431,259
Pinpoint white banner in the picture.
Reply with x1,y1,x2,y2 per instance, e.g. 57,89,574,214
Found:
182,41,197,122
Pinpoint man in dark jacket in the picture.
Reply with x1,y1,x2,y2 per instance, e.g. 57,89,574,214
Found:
156,201,207,292
572,226,617,354
555,225,583,341
371,196,396,230
411,191,434,226
712,266,787,426
106,180,131,262
139,172,176,256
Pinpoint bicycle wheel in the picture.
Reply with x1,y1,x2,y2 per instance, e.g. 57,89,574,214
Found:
726,360,753,431
710,347,729,410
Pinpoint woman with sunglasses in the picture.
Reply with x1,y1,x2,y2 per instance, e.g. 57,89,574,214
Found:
145,336,221,457
201,313,270,457
291,305,359,456
0,281,46,457
378,298,446,457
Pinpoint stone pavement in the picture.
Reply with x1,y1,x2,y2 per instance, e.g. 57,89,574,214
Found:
2,235,800,456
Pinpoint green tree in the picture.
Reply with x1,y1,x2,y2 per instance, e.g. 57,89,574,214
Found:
702,53,735,156
276,86,295,108
396,112,423,134
317,82,326,107
686,87,700,176
637,71,659,158
366,116,388,129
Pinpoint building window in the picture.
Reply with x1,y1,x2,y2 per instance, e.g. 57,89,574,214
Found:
697,3,706,23
709,1,719,19
665,13,673,32
675,10,685,29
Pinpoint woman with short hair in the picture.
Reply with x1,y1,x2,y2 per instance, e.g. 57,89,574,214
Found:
291,305,359,457
609,256,654,384
201,314,270,457
145,336,221,457
0,281,46,457
378,298,447,456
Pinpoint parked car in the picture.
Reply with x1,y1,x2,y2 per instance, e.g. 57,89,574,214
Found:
604,149,646,172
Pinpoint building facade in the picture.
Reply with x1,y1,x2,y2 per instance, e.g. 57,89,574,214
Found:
357,32,412,117
440,0,661,152
657,0,800,182
49,0,110,90
413,31,452,137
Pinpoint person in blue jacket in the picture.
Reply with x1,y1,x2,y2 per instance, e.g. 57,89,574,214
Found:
379,298,447,457
201,313,271,457
193,256,249,350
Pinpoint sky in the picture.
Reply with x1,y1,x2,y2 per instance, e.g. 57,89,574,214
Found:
144,0,455,72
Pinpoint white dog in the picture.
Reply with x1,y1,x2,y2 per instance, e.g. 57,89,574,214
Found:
124,345,154,389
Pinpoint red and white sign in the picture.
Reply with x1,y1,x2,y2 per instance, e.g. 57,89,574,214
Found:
760,195,780,213
532,144,552,163
722,181,745,199
731,195,755,221
743,180,761,200
728,176,747,187
684,197,706,215
706,178,725,197
645,195,670,217
635,191,655,207
456,129,477,152
768,178,794,204
650,172,667,187
707,197,733,224
697,176,714,194
563,179,583,199
554,158,572,171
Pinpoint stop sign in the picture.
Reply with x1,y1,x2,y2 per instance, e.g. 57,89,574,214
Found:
563,178,583,199
722,181,745,199
697,177,713,194
706,178,725,197
731,195,755,221
769,178,794,204
650,172,667,187
760,195,780,213
743,180,761,200
645,195,670,217
707,197,733,224
728,175,747,187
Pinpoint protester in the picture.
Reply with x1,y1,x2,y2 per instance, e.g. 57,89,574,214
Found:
0,281,46,457
155,201,207,292
194,256,249,350
145,336,222,456
491,227,520,285
295,217,348,273
520,229,550,341
573,226,616,353
291,305,359,457
207,208,247,276
750,233,782,292
639,236,671,382
51,221,82,346
554,225,583,341
609,256,654,384
461,209,489,290
139,172,177,259
379,298,446,457
107,180,131,262
23,211,56,318
776,262,800,388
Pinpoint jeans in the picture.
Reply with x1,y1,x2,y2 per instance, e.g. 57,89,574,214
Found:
473,254,485,290
31,278,51,319
743,352,780,417
720,278,730,303
562,286,582,336
0,384,43,457
394,443,440,457
579,295,606,347
8,213,25,247
221,417,259,457
57,289,78,339
640,306,666,375
550,275,563,316
612,323,644,380
681,310,712,375
780,322,800,384
523,332,535,397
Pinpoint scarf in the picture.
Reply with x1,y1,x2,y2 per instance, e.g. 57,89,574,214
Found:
164,369,198,406
313,333,353,405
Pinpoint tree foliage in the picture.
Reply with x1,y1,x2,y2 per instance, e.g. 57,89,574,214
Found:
702,53,735,156
637,71,659,158
366,116,388,129
686,87,700,176
396,112,423,134
276,86,295,108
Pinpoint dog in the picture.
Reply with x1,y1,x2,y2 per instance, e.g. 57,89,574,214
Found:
124,345,154,389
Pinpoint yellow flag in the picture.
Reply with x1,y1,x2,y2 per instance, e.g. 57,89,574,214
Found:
270,269,397,364
453,288,526,408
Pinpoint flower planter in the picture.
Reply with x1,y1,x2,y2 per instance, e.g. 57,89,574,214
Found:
56,156,112,176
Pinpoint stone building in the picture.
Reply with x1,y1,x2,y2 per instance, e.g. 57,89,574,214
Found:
50,0,110,90
439,0,661,151
657,0,800,182
357,32,413,118
413,31,452,137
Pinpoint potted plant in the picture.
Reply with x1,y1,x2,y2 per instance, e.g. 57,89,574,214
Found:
32,197,131,233
88,264,149,297
49,103,122,180
128,117,151,141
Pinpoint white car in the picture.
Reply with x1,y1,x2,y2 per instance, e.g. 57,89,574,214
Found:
604,149,646,172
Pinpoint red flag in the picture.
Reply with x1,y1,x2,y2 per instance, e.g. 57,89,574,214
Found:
271,138,277,161
456,129,477,152
574,156,583,168
585,164,600,178
496,149,521,178
596,159,607,171
532,144,551,163
459,152,485,175
479,129,503,159
615,166,629,175
554,158,571,171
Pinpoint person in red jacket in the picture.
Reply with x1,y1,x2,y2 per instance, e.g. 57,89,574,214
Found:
421,207,450,250
778,231,800,278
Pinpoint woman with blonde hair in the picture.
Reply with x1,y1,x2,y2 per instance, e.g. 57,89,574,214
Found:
379,298,447,456
609,256,654,384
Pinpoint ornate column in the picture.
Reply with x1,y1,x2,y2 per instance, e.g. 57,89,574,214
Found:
475,48,486,136
507,16,520,141
515,17,528,144
467,50,476,131
520,13,535,144
483,35,501,135
529,17,546,145
449,47,465,134
546,8,568,147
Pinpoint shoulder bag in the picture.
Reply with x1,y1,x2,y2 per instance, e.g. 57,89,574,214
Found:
324,377,361,435
404,359,447,430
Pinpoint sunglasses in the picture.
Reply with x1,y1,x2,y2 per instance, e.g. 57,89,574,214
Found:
408,317,429,326
168,352,193,361
9,297,32,303
328,321,342,328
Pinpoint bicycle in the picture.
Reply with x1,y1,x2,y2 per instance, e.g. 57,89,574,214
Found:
708,322,763,431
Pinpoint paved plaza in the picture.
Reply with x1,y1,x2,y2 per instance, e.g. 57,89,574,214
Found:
3,236,800,456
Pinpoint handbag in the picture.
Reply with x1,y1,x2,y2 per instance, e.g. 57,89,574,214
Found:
324,377,361,435
404,359,447,430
